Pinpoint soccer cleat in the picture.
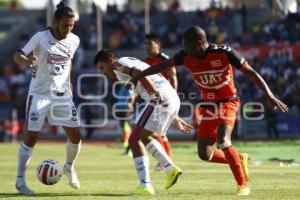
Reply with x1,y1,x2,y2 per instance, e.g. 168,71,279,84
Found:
16,183,34,195
236,185,251,195
63,164,80,189
135,185,155,195
240,153,249,182
154,162,164,172
165,166,182,189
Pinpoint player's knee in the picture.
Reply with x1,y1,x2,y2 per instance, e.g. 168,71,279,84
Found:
218,140,232,149
197,150,211,161
140,136,152,145
24,131,39,147
69,128,81,144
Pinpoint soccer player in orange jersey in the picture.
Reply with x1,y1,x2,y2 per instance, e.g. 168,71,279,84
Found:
144,33,177,171
130,26,289,195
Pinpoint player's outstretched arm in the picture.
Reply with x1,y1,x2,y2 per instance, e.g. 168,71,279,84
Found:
241,65,289,112
130,59,174,86
13,51,37,67
168,67,178,90
174,116,193,134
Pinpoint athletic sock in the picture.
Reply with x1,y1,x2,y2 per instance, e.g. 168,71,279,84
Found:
16,143,32,185
210,149,227,164
162,136,172,159
65,140,81,170
134,156,151,188
223,146,246,186
145,139,174,173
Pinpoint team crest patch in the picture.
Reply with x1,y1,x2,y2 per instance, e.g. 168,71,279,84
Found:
30,112,40,121
211,59,222,67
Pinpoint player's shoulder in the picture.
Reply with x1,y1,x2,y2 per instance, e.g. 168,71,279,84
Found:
67,32,80,44
208,43,234,54
30,27,49,39
117,57,139,68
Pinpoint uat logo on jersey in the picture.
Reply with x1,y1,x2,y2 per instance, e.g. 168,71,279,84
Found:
194,66,230,89
47,54,69,65
211,59,222,67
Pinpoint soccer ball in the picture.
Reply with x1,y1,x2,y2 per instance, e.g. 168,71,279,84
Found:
36,159,63,185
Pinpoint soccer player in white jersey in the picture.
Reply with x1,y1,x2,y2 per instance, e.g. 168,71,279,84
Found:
94,50,193,195
13,2,81,195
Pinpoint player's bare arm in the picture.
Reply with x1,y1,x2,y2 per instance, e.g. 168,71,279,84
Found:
130,59,173,85
241,65,289,112
127,91,139,111
167,68,178,90
13,51,37,67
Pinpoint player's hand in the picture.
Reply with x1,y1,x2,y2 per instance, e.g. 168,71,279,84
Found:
127,99,134,111
175,117,193,134
27,55,38,67
268,96,289,112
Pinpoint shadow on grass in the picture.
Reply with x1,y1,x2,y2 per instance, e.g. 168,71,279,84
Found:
0,192,131,198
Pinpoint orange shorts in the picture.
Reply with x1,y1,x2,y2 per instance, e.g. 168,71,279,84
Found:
195,99,240,142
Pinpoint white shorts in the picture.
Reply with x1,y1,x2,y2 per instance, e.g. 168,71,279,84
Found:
135,95,180,135
25,94,80,131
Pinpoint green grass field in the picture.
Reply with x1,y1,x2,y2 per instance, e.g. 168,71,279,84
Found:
1,140,300,200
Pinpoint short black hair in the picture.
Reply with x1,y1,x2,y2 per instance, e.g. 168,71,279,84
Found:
94,49,116,65
183,26,206,44
145,33,161,43
54,1,74,21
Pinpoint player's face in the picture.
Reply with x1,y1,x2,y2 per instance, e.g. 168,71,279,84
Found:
145,39,160,56
184,40,204,57
55,16,75,39
96,61,118,81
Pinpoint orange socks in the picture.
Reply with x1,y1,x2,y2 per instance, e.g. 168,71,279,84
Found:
162,137,172,159
154,135,172,159
223,146,246,186
210,149,227,164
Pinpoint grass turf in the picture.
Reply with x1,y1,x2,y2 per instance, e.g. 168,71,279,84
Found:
0,140,300,199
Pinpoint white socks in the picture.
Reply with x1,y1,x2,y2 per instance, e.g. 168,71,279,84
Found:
134,156,151,188
145,139,175,173
16,143,32,185
65,140,81,170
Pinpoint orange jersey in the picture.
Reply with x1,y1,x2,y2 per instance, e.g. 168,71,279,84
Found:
144,52,176,82
172,44,249,102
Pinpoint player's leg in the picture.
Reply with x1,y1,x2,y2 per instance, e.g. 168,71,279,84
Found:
197,137,227,163
49,98,81,189
217,100,250,195
128,126,154,195
161,135,172,158
121,119,132,153
153,134,169,171
140,100,182,189
16,130,38,195
139,128,182,189
63,126,81,189
217,123,250,195
16,94,48,195
196,108,227,164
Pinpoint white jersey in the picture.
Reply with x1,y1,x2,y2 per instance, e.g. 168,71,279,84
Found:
20,28,80,96
114,57,177,103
